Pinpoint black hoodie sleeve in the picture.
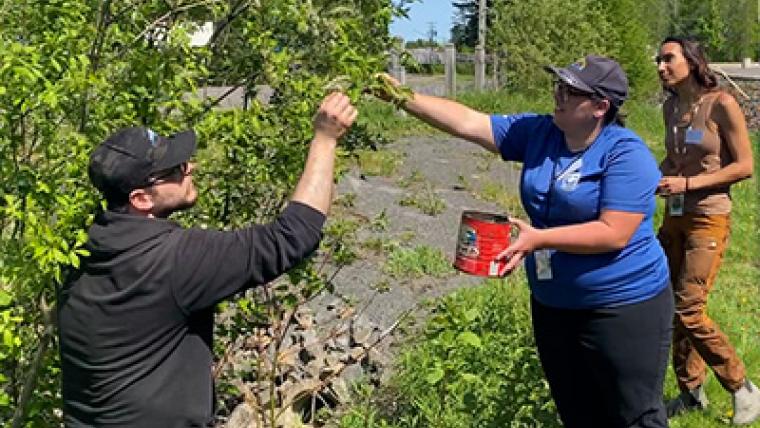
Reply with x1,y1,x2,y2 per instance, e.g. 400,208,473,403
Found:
170,201,326,313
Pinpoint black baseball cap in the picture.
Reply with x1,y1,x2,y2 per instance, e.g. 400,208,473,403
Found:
544,55,629,107
89,127,196,195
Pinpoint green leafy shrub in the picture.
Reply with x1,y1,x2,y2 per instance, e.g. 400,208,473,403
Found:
341,277,560,428
0,0,404,424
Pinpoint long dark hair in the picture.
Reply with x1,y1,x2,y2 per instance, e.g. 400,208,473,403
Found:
603,105,626,127
660,36,718,91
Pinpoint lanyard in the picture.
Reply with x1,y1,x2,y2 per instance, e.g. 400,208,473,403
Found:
672,95,704,156
542,145,589,225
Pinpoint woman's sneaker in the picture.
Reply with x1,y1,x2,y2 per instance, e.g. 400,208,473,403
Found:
666,385,709,418
732,379,760,425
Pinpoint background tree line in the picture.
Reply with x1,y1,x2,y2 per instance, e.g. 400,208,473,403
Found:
451,0,760,95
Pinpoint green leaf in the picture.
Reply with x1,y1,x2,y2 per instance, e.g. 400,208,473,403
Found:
0,291,11,307
461,373,480,383
12,66,36,81
457,331,482,348
3,330,14,348
463,308,479,322
425,366,445,385
69,252,80,268
53,249,69,264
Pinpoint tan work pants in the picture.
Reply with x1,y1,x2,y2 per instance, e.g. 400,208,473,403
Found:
658,213,745,393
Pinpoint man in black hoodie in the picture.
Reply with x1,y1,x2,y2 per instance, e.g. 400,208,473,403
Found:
57,92,357,427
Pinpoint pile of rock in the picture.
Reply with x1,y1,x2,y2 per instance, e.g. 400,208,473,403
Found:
221,302,392,428
719,76,760,130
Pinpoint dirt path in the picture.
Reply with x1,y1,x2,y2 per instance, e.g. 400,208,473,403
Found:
314,134,522,342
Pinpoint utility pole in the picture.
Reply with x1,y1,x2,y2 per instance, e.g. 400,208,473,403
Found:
475,0,487,90
426,21,438,71
426,21,438,46
478,0,487,47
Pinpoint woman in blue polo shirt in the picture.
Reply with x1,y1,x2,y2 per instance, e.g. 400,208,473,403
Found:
375,56,672,428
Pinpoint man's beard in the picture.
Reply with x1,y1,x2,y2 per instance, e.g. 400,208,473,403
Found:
155,197,197,218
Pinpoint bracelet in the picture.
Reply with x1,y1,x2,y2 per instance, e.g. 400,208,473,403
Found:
685,177,690,192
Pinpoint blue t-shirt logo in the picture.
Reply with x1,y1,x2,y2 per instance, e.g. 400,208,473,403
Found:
557,157,583,192
560,172,581,191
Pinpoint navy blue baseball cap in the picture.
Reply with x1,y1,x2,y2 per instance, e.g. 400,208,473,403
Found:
545,55,629,107
89,127,196,195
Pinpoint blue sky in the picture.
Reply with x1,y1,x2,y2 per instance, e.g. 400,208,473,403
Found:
390,0,456,43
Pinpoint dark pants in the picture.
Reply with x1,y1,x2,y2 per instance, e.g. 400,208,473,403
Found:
532,286,673,428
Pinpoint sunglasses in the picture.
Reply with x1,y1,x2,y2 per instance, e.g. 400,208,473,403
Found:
553,80,595,101
146,162,189,186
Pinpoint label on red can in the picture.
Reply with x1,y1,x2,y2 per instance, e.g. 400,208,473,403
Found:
456,224,479,258
454,211,511,277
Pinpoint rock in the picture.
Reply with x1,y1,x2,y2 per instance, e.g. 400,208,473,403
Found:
281,378,321,412
341,361,364,386
328,378,351,404
226,403,257,428
305,360,323,378
320,352,348,380
350,324,375,347
277,347,298,371
333,333,351,351
295,308,314,329
298,329,318,349
338,346,365,364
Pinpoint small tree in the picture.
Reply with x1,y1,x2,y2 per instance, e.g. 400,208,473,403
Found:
0,0,405,425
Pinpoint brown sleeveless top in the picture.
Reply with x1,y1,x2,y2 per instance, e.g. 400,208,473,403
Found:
661,90,733,214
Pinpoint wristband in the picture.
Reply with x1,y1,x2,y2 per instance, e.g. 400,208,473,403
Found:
685,177,690,192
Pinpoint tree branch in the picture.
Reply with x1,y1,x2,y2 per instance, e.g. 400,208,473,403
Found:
80,0,113,132
10,296,56,428
123,0,221,54
207,0,253,49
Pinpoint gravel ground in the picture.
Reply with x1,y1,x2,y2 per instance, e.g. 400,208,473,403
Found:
313,134,522,341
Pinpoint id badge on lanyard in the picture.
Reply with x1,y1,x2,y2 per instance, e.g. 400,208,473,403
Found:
535,151,579,282
535,249,553,280
668,194,685,216
684,127,704,145
669,126,698,217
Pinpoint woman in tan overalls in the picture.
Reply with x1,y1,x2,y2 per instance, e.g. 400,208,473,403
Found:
655,36,758,425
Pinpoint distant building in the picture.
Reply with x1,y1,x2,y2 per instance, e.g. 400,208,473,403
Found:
190,22,213,47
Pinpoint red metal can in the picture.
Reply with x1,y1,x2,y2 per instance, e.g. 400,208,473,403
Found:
454,211,511,277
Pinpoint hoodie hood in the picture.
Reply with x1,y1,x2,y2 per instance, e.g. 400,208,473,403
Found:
85,210,179,263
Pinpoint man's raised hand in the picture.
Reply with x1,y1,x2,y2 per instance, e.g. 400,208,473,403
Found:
313,92,358,140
